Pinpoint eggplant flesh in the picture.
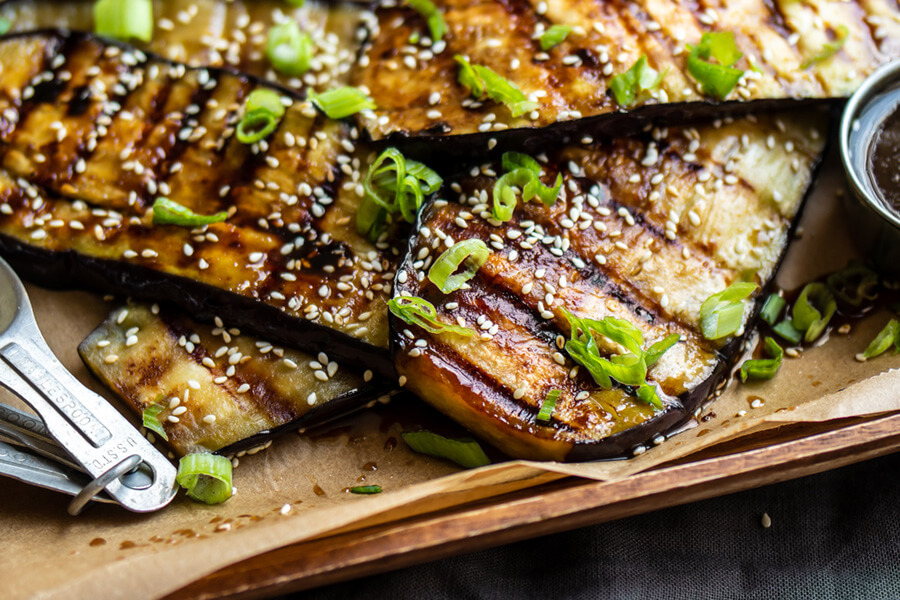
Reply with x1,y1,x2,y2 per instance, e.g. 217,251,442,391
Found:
391,109,828,461
0,31,399,375
79,304,385,456
0,0,363,92
355,0,899,141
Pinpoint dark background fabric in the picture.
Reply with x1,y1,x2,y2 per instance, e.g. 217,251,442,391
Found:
292,451,900,599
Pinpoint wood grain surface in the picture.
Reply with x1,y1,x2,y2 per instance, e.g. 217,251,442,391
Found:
168,412,900,600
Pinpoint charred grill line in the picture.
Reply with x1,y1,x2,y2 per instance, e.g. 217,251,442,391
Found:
0,31,396,373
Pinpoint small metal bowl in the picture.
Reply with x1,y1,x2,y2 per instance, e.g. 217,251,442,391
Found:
840,60,900,274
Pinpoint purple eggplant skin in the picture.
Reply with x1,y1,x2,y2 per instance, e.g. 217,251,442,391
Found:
0,30,397,377
390,111,828,462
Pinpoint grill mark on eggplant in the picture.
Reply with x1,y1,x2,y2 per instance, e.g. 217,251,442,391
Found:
391,113,826,460
0,31,396,370
79,304,383,455
356,0,895,142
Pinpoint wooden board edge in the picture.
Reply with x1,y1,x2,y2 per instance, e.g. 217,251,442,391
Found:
167,413,900,600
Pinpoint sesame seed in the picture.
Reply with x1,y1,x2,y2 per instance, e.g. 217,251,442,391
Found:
202,414,216,424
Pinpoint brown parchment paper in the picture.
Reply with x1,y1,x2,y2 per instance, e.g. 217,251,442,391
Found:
2,146,900,600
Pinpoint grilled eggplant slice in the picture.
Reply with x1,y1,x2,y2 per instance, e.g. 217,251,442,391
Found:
391,110,828,461
355,0,898,143
0,31,398,375
1,0,362,91
79,304,385,455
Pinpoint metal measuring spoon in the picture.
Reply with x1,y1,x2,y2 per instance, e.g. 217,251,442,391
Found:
0,256,177,514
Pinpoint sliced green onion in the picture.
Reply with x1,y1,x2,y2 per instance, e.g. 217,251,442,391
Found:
609,55,667,108
176,453,233,505
826,261,878,307
760,294,786,326
285,0,305,6
0,17,11,36
536,389,560,423
152,198,228,227
455,55,484,97
637,383,663,408
406,0,447,43
801,25,849,70
428,239,491,294
562,311,678,409
266,21,313,76
645,333,681,366
686,32,744,99
389,296,473,337
699,281,758,340
540,25,573,51
349,485,382,494
141,403,168,441
492,152,562,221
94,0,154,43
772,319,802,345
791,282,836,342
359,148,442,239
739,337,783,382
235,89,287,144
401,431,490,468
308,87,376,120
492,168,533,221
861,319,900,360
454,55,538,117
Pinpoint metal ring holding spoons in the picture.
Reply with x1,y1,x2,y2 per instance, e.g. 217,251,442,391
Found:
0,255,178,513
68,455,142,516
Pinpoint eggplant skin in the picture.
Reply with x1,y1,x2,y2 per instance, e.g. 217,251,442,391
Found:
392,110,828,462
79,304,388,456
355,0,899,142
0,30,399,376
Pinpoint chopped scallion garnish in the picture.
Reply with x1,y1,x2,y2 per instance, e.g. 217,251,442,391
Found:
266,21,313,76
540,25,573,51
491,151,562,221
739,337,783,382
454,55,538,117
401,431,491,468
791,282,836,342
285,0,305,6
176,453,233,505
428,239,491,294
826,261,878,307
609,55,667,107
861,319,900,360
308,86,376,120
389,296,473,337
349,485,382,494
772,319,802,345
406,0,447,43
686,32,744,99
562,311,678,409
699,281,757,340
0,17,11,36
358,148,442,239
536,389,561,423
93,0,154,43
141,402,168,441
152,198,228,227
760,294,786,326
801,25,849,70
235,89,287,144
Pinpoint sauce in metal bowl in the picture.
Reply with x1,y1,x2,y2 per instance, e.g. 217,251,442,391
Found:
867,90,900,211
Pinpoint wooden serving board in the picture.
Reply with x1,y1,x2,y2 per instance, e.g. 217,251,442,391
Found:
168,412,900,599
